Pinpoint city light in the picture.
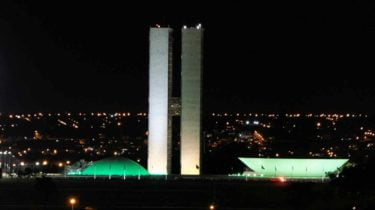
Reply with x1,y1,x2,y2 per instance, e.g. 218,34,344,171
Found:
68,197,77,210
0,3,374,209
209,203,215,210
0,111,373,179
278,176,286,182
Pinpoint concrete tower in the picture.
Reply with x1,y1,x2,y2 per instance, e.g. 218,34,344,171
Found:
148,27,173,175
180,26,204,175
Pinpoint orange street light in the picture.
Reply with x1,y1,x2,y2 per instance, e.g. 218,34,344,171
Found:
68,197,77,210
209,203,216,210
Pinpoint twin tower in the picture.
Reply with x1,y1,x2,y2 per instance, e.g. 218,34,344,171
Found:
148,25,203,175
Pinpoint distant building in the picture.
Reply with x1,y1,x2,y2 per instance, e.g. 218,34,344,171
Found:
180,27,203,175
239,157,349,179
148,27,173,175
148,25,203,175
67,157,149,176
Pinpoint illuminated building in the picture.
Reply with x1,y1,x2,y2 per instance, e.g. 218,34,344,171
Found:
67,157,149,176
239,157,349,179
148,25,204,175
180,26,203,175
148,27,173,175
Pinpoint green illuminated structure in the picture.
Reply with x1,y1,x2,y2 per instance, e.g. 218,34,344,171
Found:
67,157,149,176
239,157,348,179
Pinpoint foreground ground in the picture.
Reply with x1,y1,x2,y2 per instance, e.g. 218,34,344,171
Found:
0,176,370,209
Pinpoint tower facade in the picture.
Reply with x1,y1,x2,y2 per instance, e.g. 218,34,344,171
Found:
148,27,173,175
180,27,203,175
148,25,203,175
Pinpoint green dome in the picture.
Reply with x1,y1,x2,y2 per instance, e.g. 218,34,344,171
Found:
68,157,149,176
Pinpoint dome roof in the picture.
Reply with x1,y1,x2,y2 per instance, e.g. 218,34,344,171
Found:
68,157,149,176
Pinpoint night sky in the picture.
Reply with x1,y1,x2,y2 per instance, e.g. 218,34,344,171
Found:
1,1,375,113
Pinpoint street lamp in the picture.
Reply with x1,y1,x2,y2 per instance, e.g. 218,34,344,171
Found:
68,197,77,210
209,203,216,210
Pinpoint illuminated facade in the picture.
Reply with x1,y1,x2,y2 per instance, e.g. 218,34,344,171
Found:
67,158,149,176
148,25,203,175
239,157,349,179
181,27,203,175
148,27,173,175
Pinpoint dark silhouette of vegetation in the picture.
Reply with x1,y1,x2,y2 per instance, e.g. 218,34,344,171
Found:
34,176,57,209
203,142,248,174
330,154,375,209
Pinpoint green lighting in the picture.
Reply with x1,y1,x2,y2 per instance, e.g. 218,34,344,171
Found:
68,157,149,176
239,157,348,179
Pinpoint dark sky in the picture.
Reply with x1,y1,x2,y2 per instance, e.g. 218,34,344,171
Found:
1,1,375,113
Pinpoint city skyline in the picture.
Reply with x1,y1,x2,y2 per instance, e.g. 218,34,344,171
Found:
2,2,375,209
1,1,375,113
